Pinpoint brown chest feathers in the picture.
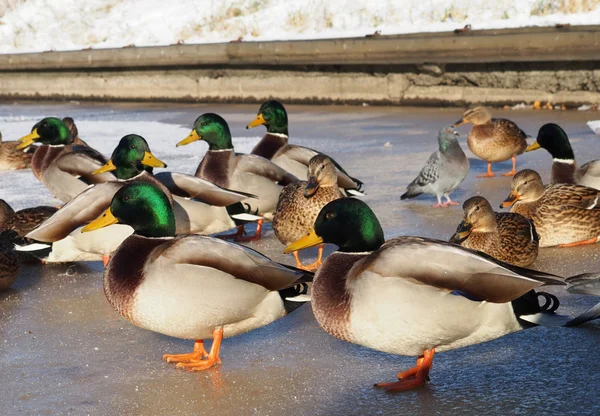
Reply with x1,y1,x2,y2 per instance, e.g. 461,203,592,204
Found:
251,133,288,160
194,149,235,188
312,252,367,343
32,145,71,180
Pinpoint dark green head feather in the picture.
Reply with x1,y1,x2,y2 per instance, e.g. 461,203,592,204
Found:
258,100,288,135
535,123,575,160
32,117,73,146
314,198,385,252
193,113,233,150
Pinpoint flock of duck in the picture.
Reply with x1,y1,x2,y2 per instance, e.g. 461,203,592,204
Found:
1,101,600,393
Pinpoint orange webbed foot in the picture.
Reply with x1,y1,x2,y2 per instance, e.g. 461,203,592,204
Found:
374,349,435,393
234,219,263,242
558,237,599,248
163,340,209,363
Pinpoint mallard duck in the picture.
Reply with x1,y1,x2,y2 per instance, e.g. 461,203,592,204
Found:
0,130,36,171
526,123,600,190
0,230,19,290
450,196,538,267
17,117,115,202
176,113,298,241
273,154,344,270
284,198,600,392
247,100,364,195
25,134,259,265
453,107,527,178
81,181,312,371
0,199,57,239
500,169,600,247
401,126,469,207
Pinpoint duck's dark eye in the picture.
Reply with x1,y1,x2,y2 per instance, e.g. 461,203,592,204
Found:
130,145,136,149
320,165,325,170
325,212,336,220
122,196,130,202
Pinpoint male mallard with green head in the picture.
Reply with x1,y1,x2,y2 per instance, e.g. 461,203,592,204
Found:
501,169,600,247
526,123,600,190
26,134,257,265
17,117,115,202
273,154,344,270
454,107,527,178
247,100,364,195
450,196,538,267
285,198,600,392
82,182,312,371
176,113,298,241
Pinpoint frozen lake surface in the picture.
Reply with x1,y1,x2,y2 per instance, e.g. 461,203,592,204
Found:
1,102,600,415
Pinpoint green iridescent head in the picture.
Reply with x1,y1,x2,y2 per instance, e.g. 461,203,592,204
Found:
176,113,233,150
17,117,73,149
284,198,385,254
247,100,289,135
93,134,167,179
82,182,175,238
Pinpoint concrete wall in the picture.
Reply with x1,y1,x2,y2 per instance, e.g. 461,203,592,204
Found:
0,26,599,106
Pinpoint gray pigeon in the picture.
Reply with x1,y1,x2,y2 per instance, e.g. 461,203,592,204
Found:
401,126,470,207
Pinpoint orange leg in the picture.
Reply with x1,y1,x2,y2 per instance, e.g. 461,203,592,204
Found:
292,245,324,271
477,162,496,178
375,349,435,392
176,328,224,372
102,254,110,268
502,156,518,177
163,340,209,363
217,225,246,240
558,236,600,248
442,194,459,206
235,219,263,242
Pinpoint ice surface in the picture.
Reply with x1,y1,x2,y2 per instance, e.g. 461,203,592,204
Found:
0,0,599,53
1,102,600,415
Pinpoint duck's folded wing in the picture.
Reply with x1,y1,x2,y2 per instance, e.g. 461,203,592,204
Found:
26,182,124,242
158,236,306,290
237,154,299,186
154,172,256,206
54,150,115,185
278,145,360,189
357,236,564,303
546,183,600,209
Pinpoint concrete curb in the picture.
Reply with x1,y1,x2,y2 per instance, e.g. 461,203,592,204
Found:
0,26,599,106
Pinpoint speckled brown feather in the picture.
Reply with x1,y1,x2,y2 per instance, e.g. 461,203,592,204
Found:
509,172,600,247
467,119,528,162
0,231,19,290
0,141,35,170
458,213,538,267
0,199,57,239
273,182,343,245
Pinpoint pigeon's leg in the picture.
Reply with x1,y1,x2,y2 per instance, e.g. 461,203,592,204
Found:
432,195,445,208
442,194,459,206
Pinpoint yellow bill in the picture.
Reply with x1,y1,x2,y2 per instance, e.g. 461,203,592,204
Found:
141,151,167,168
500,191,520,208
92,159,117,175
17,129,40,150
176,130,202,147
526,141,541,152
284,229,323,253
82,208,119,232
452,118,464,127
246,113,266,129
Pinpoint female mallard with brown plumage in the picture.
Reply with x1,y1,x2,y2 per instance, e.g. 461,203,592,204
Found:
273,154,344,270
501,169,600,247
0,199,57,240
246,100,364,195
450,196,538,267
525,123,600,190
82,181,312,371
17,117,115,202
285,197,600,392
454,107,528,178
0,230,19,290
0,130,36,171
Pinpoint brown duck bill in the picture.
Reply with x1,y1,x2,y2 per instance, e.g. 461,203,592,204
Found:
449,219,472,244
452,118,465,127
500,192,520,208
304,177,319,197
